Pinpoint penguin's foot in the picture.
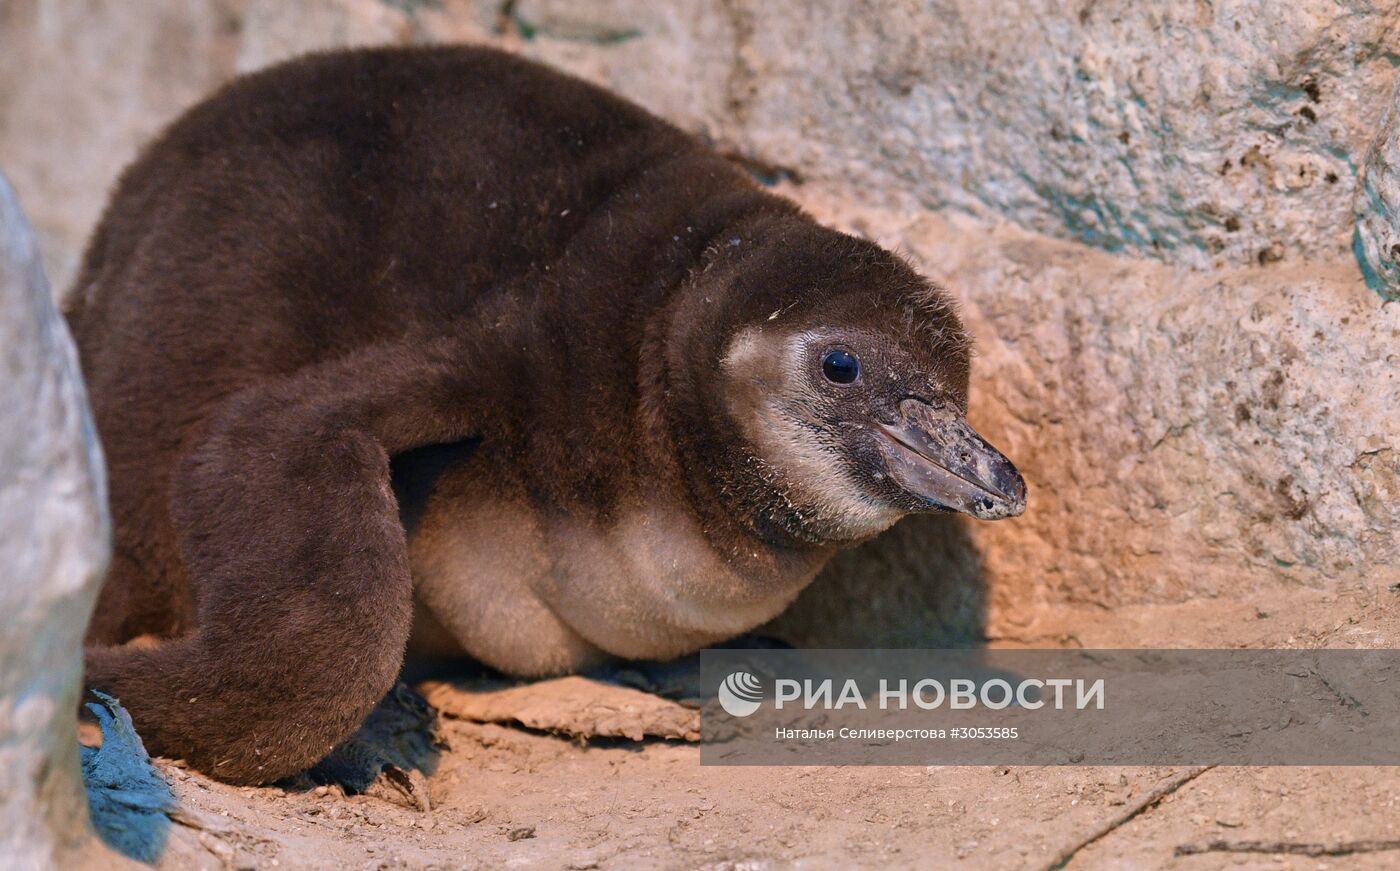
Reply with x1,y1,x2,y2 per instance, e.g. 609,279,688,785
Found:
586,633,792,704
285,683,444,810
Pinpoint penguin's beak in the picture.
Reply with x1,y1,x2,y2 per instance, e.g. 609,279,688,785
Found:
876,399,1026,520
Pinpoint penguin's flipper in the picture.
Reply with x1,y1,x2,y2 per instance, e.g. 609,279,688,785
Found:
84,334,492,785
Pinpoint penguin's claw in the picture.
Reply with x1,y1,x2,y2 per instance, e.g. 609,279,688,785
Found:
286,683,443,808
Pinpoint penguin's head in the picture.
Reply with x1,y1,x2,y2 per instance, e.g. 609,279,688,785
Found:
673,218,1026,545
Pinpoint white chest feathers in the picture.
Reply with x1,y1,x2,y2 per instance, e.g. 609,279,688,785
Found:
406,495,817,678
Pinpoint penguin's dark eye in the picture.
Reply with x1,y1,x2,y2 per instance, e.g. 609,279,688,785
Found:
821,349,861,385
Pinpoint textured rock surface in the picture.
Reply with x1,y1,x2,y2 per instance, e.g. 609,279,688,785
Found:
1356,75,1400,301
423,676,701,742
0,170,113,868
774,193,1400,642
6,0,1400,286
496,0,1400,270
0,1,1396,647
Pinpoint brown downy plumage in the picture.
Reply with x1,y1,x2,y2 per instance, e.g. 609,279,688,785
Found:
69,45,1025,785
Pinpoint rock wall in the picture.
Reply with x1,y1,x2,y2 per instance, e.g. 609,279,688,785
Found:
775,194,1399,643
0,0,1395,643
0,170,113,868
492,0,1400,269
1356,75,1400,301
8,0,1400,284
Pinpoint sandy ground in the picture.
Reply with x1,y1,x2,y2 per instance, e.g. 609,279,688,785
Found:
134,585,1400,871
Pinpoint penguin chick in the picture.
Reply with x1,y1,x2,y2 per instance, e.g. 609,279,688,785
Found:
71,45,1026,785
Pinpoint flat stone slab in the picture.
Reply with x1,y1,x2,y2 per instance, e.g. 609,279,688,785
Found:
419,676,700,743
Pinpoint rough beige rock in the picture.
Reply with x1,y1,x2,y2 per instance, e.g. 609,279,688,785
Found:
0,170,113,868
486,0,1400,270
0,1,1395,648
1355,75,1400,301
11,1,1400,287
422,676,701,742
774,192,1400,643
0,0,242,291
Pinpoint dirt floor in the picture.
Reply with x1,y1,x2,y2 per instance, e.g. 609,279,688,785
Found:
133,585,1400,871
